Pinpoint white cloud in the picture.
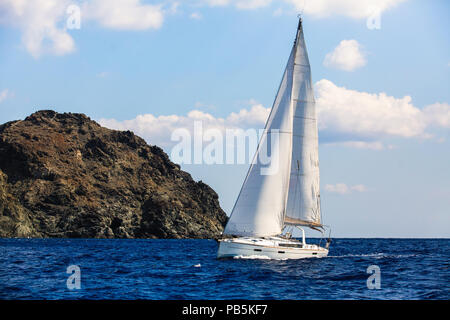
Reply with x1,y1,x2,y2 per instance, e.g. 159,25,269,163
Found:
323,40,366,71
98,80,449,151
202,0,406,18
0,0,167,57
0,0,409,58
0,0,75,58
190,12,203,20
316,79,438,139
287,0,406,19
98,101,269,148
422,103,450,129
204,0,272,9
226,102,269,127
166,1,180,15
324,183,368,194
0,89,11,103
83,0,164,30
351,184,368,192
205,0,231,6
235,0,273,10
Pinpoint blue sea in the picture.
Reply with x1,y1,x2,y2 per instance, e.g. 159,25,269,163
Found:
0,239,448,300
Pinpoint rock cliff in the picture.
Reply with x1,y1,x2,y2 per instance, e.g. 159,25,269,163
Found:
0,110,227,238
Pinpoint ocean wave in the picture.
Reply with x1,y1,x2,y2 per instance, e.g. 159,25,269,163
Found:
326,253,417,259
1,239,446,300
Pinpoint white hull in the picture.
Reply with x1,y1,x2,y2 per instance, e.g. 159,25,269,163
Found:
217,237,328,260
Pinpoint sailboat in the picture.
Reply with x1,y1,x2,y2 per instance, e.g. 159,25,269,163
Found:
217,18,330,259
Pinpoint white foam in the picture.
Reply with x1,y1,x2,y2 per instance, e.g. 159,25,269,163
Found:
326,253,416,259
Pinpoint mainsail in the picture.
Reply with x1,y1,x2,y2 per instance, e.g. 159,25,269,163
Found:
224,18,321,237
284,19,321,228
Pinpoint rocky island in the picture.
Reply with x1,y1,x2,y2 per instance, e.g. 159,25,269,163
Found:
0,110,227,238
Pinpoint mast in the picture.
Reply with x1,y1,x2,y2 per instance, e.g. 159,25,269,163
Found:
295,16,303,45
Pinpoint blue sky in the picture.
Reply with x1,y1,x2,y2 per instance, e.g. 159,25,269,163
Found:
0,0,449,237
